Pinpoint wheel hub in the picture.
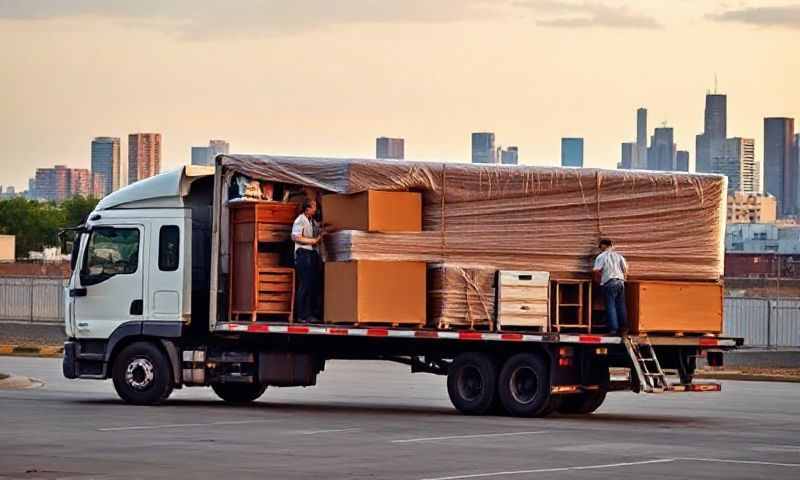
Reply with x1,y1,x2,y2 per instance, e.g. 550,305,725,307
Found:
125,358,155,390
510,366,539,405
458,365,484,401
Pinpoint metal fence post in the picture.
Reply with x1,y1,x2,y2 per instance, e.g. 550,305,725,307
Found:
766,299,772,349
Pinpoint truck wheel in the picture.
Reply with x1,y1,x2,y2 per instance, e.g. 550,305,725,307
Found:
212,383,267,404
556,391,607,415
447,353,498,415
498,353,552,417
112,341,173,405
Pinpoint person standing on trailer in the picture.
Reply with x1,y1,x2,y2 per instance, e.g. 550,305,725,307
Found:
292,198,323,323
593,238,629,335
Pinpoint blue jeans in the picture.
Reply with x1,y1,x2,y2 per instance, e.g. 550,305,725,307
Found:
603,279,627,333
295,249,322,321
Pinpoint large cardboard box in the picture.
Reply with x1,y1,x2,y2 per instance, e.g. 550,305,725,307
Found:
626,282,722,334
325,260,426,325
321,191,422,232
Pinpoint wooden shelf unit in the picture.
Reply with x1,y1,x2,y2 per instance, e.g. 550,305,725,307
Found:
552,279,594,332
229,201,298,322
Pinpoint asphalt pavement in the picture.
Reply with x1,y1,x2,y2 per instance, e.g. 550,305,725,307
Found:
1,356,799,480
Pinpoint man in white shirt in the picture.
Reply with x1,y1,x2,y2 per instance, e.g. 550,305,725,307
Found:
593,238,629,335
292,198,323,323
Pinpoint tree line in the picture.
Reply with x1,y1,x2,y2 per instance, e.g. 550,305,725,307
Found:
0,196,99,258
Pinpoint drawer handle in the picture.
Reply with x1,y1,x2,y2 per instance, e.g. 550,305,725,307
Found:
518,274,532,281
520,305,530,311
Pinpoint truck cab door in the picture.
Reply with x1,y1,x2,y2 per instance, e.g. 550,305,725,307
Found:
72,225,145,339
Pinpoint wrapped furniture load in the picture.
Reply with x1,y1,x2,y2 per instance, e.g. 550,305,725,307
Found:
428,264,496,330
221,155,726,282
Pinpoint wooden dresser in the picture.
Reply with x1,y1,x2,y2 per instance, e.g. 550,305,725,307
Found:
229,201,299,322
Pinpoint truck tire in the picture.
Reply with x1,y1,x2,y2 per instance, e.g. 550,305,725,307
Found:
556,391,607,414
497,353,552,417
212,383,267,404
112,341,174,405
447,352,498,415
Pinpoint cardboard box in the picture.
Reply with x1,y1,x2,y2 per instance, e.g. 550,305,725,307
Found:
626,281,722,334
321,191,422,232
325,260,426,325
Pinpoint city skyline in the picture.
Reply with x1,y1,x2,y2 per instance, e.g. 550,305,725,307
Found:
1,1,800,188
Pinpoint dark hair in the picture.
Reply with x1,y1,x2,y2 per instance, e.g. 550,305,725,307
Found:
599,238,613,247
302,198,316,212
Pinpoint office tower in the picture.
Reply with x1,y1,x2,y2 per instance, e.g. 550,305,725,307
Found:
91,137,120,196
191,146,210,166
620,142,634,169
714,138,757,194
649,127,675,171
471,132,496,164
376,137,404,160
34,166,99,201
128,133,161,184
764,118,796,216
561,138,584,167
500,146,519,165
676,150,689,172
635,108,648,169
27,178,36,199
695,93,727,173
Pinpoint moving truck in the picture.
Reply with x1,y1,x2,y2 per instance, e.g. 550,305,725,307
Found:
62,160,741,417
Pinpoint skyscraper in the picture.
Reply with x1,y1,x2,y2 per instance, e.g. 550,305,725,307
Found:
471,132,496,164
676,150,689,172
635,108,648,169
376,137,404,160
561,138,584,167
715,138,758,194
764,118,796,217
695,93,727,173
649,127,675,171
128,133,161,184
620,142,635,169
500,146,519,165
91,137,120,196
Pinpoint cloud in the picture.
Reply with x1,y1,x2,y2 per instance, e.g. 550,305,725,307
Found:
515,0,661,29
706,4,800,29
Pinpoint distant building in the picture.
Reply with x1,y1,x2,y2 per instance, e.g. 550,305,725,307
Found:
696,93,727,174
676,150,689,172
726,223,800,255
620,142,634,169
764,118,796,217
375,137,404,160
635,108,648,169
471,132,496,164
500,146,519,165
91,137,120,196
728,192,777,224
561,138,584,167
33,165,102,201
190,139,229,166
648,127,675,171
714,137,758,194
191,146,210,166
129,133,161,184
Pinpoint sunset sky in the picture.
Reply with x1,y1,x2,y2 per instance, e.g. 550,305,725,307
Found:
1,0,799,190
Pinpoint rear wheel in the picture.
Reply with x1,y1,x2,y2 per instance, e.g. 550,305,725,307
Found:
212,383,267,404
447,352,498,415
556,391,607,414
112,341,173,405
497,353,552,417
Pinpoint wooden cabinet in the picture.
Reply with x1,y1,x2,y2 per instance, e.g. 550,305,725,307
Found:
626,281,722,334
497,271,549,331
229,201,298,322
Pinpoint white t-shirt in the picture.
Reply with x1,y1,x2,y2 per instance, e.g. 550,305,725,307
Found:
593,249,628,286
291,213,318,252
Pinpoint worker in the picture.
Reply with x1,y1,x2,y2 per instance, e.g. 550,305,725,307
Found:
292,198,323,323
593,238,629,336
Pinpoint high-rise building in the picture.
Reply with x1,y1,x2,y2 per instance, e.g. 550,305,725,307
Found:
634,107,648,169
376,137,404,160
649,127,676,171
561,138,584,167
191,146,210,166
764,118,796,217
190,139,229,166
695,93,727,173
500,146,519,165
471,132,496,164
128,133,161,184
91,137,120,196
33,166,101,201
715,138,758,194
620,142,635,169
676,150,689,172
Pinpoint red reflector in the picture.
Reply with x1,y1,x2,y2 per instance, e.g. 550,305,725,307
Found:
459,332,483,341
248,324,269,333
501,333,523,341
690,383,722,392
699,338,718,347
415,330,439,338
579,335,602,344
328,328,349,335
558,358,572,367
367,328,389,337
287,326,310,334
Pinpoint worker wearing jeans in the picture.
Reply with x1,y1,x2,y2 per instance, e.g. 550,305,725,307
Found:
593,238,629,335
292,199,323,323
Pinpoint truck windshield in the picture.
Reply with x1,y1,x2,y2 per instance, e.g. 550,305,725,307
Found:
80,227,140,286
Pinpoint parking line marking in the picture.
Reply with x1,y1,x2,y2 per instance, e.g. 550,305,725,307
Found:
299,428,361,435
393,431,549,444
97,419,278,431
419,458,677,480
680,457,800,468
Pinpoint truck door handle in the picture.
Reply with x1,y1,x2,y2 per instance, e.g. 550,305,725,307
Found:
69,288,87,297
130,299,143,315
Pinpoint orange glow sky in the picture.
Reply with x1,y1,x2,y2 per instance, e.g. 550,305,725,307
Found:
1,0,799,190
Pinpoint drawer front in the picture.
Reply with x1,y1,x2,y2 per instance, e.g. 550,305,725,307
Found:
498,285,548,302
498,314,548,327
258,292,293,304
499,271,549,287
499,301,548,316
257,252,281,267
256,301,292,314
256,203,298,224
258,224,291,243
